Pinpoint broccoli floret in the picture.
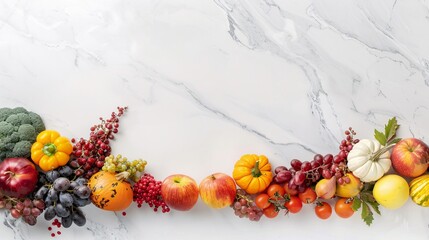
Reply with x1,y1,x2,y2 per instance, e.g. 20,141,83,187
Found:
0,108,13,121
0,121,15,138
7,141,32,158
18,124,36,141
28,112,45,133
0,107,46,161
10,107,28,115
6,113,32,125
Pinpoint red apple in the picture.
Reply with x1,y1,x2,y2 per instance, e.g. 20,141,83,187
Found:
0,158,39,198
161,174,199,211
199,173,236,209
391,138,429,177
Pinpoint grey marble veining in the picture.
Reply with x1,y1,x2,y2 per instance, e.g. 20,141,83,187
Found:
1,0,429,239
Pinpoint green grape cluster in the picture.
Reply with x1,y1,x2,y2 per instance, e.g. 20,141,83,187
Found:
102,154,147,181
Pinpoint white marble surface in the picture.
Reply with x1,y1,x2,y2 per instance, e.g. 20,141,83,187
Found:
1,0,429,239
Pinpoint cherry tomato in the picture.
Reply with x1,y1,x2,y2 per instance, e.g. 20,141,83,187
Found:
284,196,303,214
335,198,355,218
315,202,332,220
284,183,298,196
255,193,271,210
298,187,317,204
263,204,279,218
267,184,286,200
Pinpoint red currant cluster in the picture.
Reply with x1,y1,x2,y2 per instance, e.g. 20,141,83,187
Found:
0,196,45,225
133,173,170,213
68,107,127,179
273,127,359,192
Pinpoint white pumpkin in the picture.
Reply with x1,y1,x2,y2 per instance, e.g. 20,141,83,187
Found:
347,139,391,182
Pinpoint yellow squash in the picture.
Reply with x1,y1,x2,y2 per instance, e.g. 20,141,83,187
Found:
232,154,273,194
31,130,73,172
410,174,429,207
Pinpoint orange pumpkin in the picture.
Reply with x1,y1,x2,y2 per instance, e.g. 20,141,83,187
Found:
232,154,273,194
88,171,133,211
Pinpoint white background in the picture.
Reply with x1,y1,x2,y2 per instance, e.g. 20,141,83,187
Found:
1,0,429,239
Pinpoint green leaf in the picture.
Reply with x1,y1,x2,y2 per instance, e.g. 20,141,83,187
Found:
374,129,386,146
361,201,374,226
351,197,362,212
391,138,402,144
368,200,381,215
384,117,399,143
361,192,381,215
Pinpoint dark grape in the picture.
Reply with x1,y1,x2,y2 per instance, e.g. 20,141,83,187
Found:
54,203,70,218
44,206,56,221
74,186,91,199
58,166,73,178
75,177,88,186
72,195,92,207
53,177,71,192
46,171,60,182
34,186,49,200
38,175,48,185
72,208,86,226
59,192,74,207
44,199,53,207
69,181,79,190
46,188,58,202
62,215,73,228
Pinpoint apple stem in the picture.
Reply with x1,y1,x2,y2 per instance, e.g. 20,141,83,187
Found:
210,174,216,180
251,161,261,177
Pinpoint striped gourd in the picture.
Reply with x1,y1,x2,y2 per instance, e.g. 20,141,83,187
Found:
410,174,429,207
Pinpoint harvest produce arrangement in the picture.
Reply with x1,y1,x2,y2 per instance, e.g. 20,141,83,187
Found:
1,106,429,236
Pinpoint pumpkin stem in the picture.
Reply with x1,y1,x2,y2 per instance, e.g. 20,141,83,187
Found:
115,171,131,181
252,161,262,177
370,144,395,162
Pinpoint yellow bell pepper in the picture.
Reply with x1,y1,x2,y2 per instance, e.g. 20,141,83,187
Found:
31,130,73,172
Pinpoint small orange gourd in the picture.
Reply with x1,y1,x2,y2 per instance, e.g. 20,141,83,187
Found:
88,171,133,211
232,154,273,194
